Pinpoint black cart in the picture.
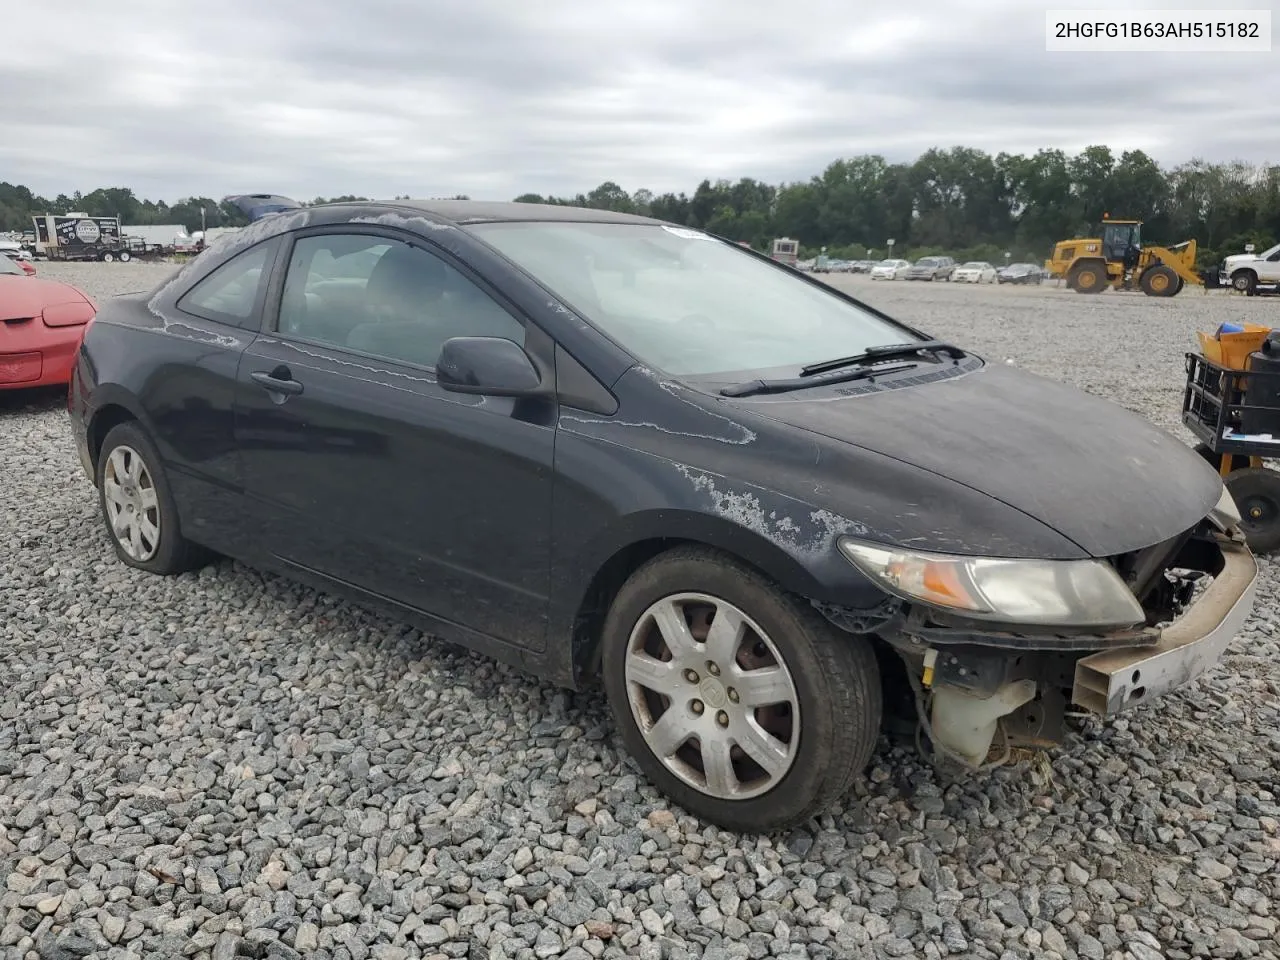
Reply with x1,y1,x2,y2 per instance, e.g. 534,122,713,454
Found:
1183,350,1280,552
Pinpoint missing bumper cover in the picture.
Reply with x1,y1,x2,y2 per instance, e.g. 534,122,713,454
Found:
1071,538,1257,716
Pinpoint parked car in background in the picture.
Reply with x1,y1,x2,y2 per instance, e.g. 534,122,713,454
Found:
3,253,36,276
869,258,911,280
951,261,997,283
66,199,1256,833
850,260,876,274
906,256,956,281
0,275,96,389
998,262,1044,285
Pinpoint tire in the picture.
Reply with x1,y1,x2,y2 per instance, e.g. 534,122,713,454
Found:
1231,271,1258,296
600,545,882,832
1140,265,1179,297
96,421,212,575
1224,467,1280,554
1069,261,1107,293
101,251,114,263
119,251,131,263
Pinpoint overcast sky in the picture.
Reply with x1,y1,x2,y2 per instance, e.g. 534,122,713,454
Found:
2,0,1274,203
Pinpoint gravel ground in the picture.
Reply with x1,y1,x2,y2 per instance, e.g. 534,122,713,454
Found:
2,262,1278,960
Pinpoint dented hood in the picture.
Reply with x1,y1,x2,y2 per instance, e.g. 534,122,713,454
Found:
735,361,1222,557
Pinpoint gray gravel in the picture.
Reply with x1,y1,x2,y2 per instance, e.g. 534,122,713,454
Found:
2,262,1279,960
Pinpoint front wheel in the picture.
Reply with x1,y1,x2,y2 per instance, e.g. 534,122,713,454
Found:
1140,265,1179,297
1232,271,1258,296
96,421,212,574
601,546,882,832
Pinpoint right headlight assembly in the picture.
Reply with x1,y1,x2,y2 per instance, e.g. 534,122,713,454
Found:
838,537,1146,629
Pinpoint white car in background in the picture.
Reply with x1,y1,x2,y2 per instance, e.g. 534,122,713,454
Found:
869,258,911,280
952,261,998,283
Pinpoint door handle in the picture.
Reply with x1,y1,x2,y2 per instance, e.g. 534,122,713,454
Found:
251,370,304,396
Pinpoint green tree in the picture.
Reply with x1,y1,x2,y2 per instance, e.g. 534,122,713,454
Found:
7,145,1280,262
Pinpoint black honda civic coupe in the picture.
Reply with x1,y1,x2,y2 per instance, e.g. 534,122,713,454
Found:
68,200,1257,832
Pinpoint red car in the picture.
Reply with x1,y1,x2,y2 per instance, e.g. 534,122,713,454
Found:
1,275,97,390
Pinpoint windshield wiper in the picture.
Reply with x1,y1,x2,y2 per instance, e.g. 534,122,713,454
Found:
799,339,965,377
720,361,918,398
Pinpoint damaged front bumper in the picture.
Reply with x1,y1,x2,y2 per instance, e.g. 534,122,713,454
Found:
1071,536,1257,716
854,528,1259,767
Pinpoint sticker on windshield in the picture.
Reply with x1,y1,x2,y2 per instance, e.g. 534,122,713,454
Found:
662,226,715,241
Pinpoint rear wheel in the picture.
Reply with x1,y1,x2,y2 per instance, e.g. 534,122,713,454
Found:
119,250,131,263
1069,261,1107,293
601,546,881,832
1224,467,1280,553
101,251,115,263
96,421,212,574
1140,265,1179,297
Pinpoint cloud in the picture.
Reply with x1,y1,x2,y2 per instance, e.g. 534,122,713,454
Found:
1,0,1274,203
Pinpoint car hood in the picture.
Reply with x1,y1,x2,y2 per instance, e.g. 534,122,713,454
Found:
732,361,1222,557
1223,253,1257,266
0,276,92,321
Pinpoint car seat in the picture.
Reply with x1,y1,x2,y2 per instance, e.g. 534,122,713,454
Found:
345,245,449,366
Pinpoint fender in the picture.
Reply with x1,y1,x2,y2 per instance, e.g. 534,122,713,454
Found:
545,496,892,687
73,365,157,477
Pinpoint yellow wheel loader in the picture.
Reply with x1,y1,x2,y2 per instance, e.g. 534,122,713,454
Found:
1044,217,1203,297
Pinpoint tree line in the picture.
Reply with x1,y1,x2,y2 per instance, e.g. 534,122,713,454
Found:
3,145,1277,268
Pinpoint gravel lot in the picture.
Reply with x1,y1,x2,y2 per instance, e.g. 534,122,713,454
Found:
3,262,1279,960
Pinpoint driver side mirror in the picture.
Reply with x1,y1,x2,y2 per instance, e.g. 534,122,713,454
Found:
437,336,544,397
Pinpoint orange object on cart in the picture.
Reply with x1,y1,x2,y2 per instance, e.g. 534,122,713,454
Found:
1197,322,1272,370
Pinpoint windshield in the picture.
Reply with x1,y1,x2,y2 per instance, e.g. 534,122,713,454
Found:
471,221,916,377
962,262,985,268
916,258,939,266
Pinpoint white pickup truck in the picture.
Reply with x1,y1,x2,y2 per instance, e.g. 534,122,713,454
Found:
1221,242,1280,294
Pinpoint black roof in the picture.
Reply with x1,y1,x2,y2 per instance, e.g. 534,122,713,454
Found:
365,199,667,227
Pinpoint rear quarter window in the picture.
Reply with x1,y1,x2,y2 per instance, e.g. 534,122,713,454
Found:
176,238,280,330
